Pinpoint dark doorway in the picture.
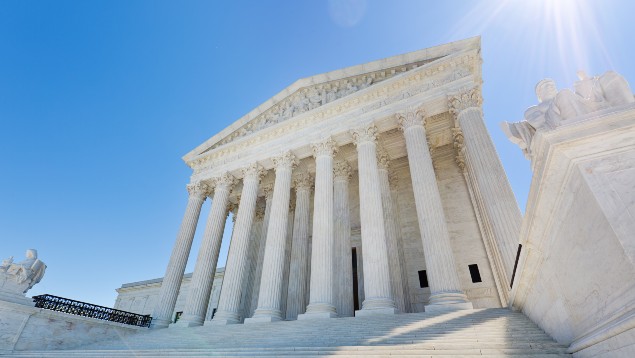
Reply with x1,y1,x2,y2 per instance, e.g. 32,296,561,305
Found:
352,247,360,311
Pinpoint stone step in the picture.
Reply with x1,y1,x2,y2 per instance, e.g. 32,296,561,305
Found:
6,308,571,357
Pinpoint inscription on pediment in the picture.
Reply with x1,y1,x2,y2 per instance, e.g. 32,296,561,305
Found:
208,59,441,151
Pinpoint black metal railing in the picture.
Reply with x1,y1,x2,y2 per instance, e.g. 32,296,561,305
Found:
32,294,152,328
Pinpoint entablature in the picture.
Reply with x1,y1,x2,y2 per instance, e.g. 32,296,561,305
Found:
188,51,481,182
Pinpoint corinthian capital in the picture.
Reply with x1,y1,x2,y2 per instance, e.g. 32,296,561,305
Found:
351,124,378,146
293,172,313,192
262,183,274,200
396,106,426,131
272,151,298,171
448,87,483,119
376,147,390,170
241,162,266,182
213,172,236,191
311,137,339,158
333,160,352,181
186,182,209,199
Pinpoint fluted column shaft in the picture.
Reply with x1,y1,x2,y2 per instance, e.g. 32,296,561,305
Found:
249,186,273,316
450,89,522,285
151,182,208,328
389,174,412,313
334,162,354,317
279,205,295,319
212,163,264,324
247,152,296,323
299,138,338,320
398,109,471,311
285,175,312,320
377,158,407,314
240,203,264,319
176,175,234,327
352,125,396,315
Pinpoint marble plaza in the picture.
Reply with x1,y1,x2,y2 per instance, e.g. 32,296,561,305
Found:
2,37,634,357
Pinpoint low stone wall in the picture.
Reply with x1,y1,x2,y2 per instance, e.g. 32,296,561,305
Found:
0,300,144,353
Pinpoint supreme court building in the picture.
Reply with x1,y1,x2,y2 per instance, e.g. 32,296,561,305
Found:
117,37,522,329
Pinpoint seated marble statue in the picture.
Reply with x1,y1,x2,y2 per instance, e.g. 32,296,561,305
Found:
1,249,46,294
501,71,634,160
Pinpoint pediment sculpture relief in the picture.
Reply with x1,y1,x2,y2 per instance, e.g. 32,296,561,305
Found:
502,71,634,159
208,61,439,152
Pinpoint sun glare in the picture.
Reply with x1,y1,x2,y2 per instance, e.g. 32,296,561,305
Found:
449,0,612,87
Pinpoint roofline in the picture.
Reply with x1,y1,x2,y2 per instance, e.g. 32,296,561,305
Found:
183,36,481,162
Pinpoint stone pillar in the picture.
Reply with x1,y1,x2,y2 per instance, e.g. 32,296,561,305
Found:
211,163,265,325
376,150,407,314
351,124,397,316
299,138,339,320
285,173,312,320
249,185,274,316
279,198,295,319
397,108,472,312
334,161,354,317
449,88,522,289
151,182,209,328
240,201,265,320
389,173,412,313
246,151,296,323
175,174,235,327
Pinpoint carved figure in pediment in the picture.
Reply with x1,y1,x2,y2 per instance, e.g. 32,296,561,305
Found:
344,82,358,96
359,76,373,90
307,88,322,110
292,95,309,114
282,100,294,120
325,85,338,103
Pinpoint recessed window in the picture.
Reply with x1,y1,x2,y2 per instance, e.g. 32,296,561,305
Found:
418,270,429,288
468,264,482,283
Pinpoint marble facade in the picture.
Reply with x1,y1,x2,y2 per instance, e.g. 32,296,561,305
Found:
137,37,518,329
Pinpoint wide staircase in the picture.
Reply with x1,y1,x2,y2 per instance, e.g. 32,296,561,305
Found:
10,308,570,357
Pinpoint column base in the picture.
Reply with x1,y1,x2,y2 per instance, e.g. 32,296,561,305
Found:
297,311,338,320
355,307,398,317
209,310,241,325
425,302,473,313
244,315,282,324
244,307,283,324
425,290,473,313
149,318,171,329
170,316,203,328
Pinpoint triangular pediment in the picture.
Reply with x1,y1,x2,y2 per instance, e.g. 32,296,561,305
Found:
184,37,480,161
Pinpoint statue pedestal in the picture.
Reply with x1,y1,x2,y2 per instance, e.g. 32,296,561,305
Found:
509,103,635,355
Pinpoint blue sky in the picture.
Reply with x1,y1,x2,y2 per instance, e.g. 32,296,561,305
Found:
1,0,633,307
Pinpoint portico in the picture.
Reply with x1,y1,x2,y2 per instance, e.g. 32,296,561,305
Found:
151,37,519,328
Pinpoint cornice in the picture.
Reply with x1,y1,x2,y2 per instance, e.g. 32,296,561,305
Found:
184,37,481,161
186,50,480,173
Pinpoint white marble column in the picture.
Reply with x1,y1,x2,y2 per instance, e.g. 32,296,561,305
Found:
351,124,397,316
249,185,274,316
299,138,339,320
449,88,522,288
397,108,472,312
279,199,295,319
285,173,312,320
376,150,407,314
334,161,354,317
246,151,296,323
211,163,265,325
240,201,265,320
175,174,235,327
389,173,412,313
151,182,209,328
